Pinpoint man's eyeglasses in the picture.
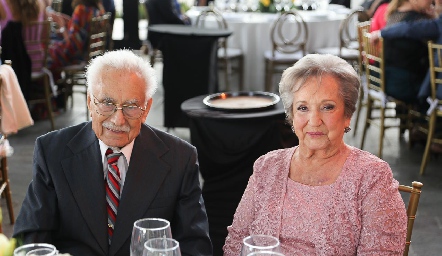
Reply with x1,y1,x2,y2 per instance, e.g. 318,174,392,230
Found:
92,95,146,119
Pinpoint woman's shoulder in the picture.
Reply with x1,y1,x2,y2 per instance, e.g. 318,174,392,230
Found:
256,147,296,163
346,146,392,176
253,147,296,175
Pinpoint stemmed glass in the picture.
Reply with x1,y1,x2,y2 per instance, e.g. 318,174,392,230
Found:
13,243,58,256
142,238,182,256
247,252,286,256
130,218,173,256
240,235,281,256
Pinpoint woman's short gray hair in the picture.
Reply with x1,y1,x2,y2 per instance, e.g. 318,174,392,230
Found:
279,54,360,124
86,49,158,100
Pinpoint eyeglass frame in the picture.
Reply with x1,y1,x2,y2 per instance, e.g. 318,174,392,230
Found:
91,94,147,119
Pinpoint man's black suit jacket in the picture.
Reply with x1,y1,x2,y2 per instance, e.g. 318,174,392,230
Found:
13,122,212,256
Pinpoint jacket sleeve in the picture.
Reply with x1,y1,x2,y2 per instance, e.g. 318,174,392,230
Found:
381,17,440,40
171,147,213,256
12,137,59,244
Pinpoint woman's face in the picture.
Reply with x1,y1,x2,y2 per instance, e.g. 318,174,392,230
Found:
292,75,350,152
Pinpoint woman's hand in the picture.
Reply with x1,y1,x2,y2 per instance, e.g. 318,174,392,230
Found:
369,30,381,44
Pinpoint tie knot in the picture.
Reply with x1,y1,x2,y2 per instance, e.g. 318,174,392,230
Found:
106,148,122,165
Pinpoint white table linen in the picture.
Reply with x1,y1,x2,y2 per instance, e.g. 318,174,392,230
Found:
187,8,349,91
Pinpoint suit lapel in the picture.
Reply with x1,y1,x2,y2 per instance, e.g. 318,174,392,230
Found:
61,123,108,255
110,125,170,255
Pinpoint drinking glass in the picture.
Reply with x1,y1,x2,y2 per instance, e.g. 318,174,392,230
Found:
240,235,281,256
130,218,173,256
142,238,181,256
13,243,58,256
247,252,286,256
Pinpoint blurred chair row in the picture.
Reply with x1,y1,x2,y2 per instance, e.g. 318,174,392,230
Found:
195,9,244,92
0,60,24,232
59,12,111,120
2,11,111,131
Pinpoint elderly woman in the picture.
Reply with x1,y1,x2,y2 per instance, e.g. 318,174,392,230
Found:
223,54,407,255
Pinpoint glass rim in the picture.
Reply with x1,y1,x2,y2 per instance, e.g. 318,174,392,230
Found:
133,217,171,230
242,234,280,250
144,238,180,252
246,251,285,256
13,243,57,254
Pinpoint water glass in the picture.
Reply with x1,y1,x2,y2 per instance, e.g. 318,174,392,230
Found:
143,238,181,256
130,218,173,256
13,243,58,256
247,252,286,256
240,235,281,256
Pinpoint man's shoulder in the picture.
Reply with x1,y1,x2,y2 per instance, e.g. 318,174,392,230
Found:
142,124,194,149
38,122,89,143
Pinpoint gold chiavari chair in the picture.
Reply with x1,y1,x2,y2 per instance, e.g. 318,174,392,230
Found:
399,181,423,256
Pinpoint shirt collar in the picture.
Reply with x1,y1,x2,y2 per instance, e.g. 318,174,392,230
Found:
98,139,135,165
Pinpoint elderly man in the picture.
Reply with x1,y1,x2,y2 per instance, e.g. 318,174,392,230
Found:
13,50,212,256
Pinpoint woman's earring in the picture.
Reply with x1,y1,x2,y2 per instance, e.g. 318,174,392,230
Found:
344,127,351,133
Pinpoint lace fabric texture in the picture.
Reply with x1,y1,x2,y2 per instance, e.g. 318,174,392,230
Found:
223,146,407,255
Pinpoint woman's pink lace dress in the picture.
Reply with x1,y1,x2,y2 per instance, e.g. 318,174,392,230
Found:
223,146,407,255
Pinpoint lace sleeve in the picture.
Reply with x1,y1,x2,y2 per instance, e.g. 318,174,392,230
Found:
357,162,407,255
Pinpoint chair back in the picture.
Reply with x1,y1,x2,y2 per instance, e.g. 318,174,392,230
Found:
417,41,442,174
362,29,385,94
195,9,228,29
195,9,229,49
22,19,51,73
427,41,442,108
86,12,111,62
269,10,308,57
398,181,423,256
339,9,365,52
51,0,63,13
357,20,371,76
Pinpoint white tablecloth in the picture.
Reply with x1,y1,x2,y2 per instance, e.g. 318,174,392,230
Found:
187,8,349,91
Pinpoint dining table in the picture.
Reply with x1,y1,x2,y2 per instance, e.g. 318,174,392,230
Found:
148,24,232,128
181,93,298,256
186,6,351,91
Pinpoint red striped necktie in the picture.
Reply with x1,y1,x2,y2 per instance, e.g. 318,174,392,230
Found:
105,148,123,245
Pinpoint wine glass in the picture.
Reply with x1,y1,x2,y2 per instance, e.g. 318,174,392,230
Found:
240,235,281,256
13,243,58,256
142,238,182,256
130,218,173,256
247,252,286,256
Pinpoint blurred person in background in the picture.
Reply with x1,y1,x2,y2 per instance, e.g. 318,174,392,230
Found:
370,0,442,151
381,0,434,105
47,0,104,78
0,0,47,100
145,0,191,49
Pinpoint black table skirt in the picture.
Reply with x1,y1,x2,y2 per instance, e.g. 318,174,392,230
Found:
149,25,232,128
182,95,298,256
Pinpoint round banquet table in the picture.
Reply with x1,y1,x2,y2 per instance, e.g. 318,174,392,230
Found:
181,94,298,256
186,8,349,91
148,24,232,128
